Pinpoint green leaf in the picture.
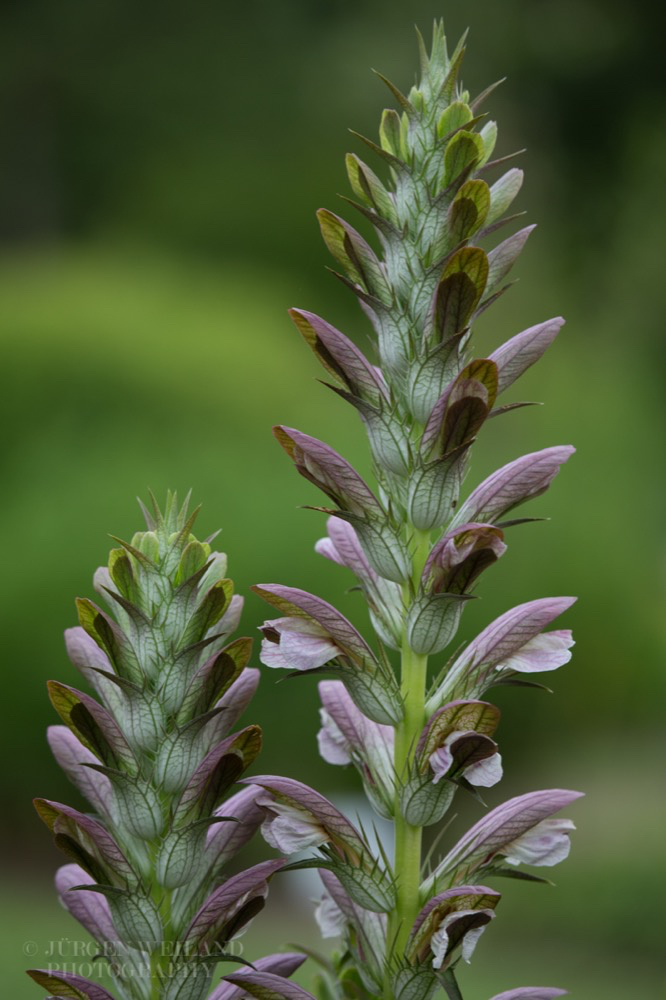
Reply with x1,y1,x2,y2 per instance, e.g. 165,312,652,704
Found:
393,965,438,1000
434,247,489,341
447,179,491,243
437,101,473,139
179,578,234,649
177,540,211,585
155,818,216,890
443,131,485,187
336,663,404,726
87,765,164,840
407,336,465,424
84,885,163,949
379,108,403,157
345,153,396,221
351,515,411,583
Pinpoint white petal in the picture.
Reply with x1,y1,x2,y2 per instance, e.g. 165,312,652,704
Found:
465,752,503,788
499,631,574,674
461,913,493,963
430,921,451,970
317,709,353,766
259,637,293,670
315,537,344,565
314,891,346,938
258,799,329,854
431,909,495,969
504,818,576,866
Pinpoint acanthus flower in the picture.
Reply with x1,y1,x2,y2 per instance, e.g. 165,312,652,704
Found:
317,679,395,817
315,515,403,649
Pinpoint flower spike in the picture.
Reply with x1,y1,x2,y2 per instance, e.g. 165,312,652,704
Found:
29,495,303,1000
254,21,582,1000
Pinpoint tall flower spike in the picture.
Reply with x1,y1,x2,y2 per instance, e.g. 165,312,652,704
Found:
254,22,582,1000
29,493,304,1000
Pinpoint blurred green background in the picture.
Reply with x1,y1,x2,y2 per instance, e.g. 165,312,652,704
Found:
1,0,664,996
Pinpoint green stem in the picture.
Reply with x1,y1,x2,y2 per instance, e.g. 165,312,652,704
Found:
388,528,431,977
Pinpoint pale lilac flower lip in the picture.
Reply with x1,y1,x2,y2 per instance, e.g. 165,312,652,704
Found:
243,775,370,866
497,629,574,674
254,584,378,671
315,887,347,939
503,818,577,867
427,597,577,707
317,680,395,815
429,732,503,789
257,795,331,854
430,907,495,968
260,616,340,671
424,789,583,892
489,990,568,1000
255,583,404,725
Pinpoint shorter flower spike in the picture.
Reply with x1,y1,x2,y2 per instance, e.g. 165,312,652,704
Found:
30,493,290,1000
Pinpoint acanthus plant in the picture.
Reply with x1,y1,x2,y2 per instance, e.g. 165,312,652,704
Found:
28,493,306,1000
244,23,583,1000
